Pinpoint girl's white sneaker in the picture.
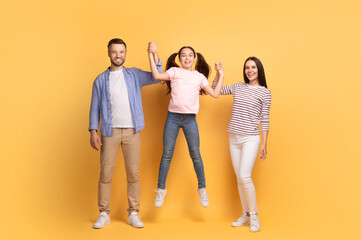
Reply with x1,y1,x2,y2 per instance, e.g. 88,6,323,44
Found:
197,188,209,207
154,189,167,207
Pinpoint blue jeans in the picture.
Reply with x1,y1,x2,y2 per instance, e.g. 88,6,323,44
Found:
157,112,206,189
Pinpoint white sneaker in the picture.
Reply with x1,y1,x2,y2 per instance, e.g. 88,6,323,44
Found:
154,189,167,207
197,188,209,207
93,212,110,229
250,214,260,232
231,214,250,227
127,212,144,228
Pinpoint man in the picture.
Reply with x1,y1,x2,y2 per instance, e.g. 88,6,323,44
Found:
89,39,161,229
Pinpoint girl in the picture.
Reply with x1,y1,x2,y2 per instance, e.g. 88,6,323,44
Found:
212,57,271,232
148,42,224,208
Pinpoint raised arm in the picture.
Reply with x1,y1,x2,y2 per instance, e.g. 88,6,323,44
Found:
202,62,224,98
148,42,170,81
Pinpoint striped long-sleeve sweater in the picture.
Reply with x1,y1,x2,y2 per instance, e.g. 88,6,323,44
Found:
214,82,271,135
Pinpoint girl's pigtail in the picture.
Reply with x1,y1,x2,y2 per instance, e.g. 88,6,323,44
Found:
195,52,211,95
163,53,178,95
166,53,179,70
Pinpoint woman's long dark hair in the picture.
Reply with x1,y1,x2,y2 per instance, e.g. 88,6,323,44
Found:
163,46,210,95
243,56,268,88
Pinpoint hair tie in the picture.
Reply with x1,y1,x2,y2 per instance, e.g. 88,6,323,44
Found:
195,51,197,54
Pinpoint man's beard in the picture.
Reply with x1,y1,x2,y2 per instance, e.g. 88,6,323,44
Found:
111,59,125,67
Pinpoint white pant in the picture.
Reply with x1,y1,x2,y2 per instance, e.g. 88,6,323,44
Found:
229,132,260,214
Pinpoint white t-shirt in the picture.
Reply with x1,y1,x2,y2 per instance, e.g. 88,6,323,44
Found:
109,69,134,128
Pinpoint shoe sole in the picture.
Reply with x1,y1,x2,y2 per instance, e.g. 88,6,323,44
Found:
231,221,250,227
126,219,144,228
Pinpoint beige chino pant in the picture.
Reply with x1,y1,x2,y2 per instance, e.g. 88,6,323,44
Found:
98,128,141,213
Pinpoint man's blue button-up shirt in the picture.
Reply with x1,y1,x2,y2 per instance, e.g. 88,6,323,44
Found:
89,60,162,136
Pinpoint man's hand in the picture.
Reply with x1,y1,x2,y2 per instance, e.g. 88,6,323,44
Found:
148,41,157,54
90,130,102,151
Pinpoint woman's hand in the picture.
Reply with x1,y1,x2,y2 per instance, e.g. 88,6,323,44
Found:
215,62,224,75
259,145,267,160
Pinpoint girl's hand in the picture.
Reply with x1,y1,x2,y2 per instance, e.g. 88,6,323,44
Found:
215,62,224,75
259,145,267,160
148,41,157,54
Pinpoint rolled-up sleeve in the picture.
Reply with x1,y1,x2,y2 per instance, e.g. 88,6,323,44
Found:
139,59,163,86
89,79,100,131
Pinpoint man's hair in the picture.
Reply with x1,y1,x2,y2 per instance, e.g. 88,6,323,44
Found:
107,38,127,49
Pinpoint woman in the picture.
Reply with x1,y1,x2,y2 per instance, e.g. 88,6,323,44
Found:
213,57,271,232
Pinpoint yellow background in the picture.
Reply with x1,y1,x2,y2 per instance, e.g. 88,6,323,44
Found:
1,0,360,239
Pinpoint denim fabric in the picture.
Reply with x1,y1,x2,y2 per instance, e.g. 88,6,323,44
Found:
157,111,206,189
89,60,163,136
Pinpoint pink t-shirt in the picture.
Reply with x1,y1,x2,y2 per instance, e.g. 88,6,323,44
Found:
166,67,209,114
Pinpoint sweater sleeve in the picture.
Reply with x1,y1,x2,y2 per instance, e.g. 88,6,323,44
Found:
212,82,239,95
260,90,271,131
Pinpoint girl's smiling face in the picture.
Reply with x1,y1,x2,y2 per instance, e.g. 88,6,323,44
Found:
179,48,195,70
